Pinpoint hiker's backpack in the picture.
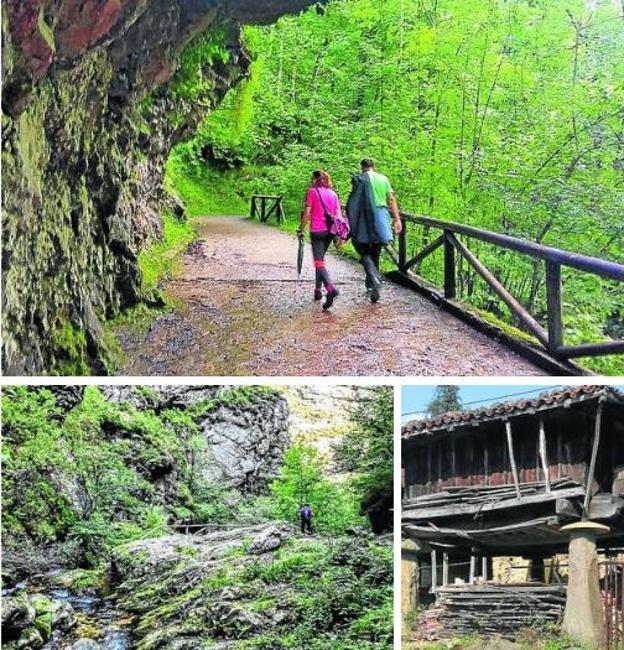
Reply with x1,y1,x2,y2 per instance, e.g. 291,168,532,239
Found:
316,188,351,242
301,506,312,520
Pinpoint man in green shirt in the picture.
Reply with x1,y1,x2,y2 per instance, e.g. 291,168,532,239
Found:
347,159,402,302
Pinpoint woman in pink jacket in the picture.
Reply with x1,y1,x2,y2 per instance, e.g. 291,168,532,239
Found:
297,170,341,310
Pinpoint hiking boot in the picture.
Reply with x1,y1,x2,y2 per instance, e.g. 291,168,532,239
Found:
323,288,339,310
314,289,323,301
370,278,382,303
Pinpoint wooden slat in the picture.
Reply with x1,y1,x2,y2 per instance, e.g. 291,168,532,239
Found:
539,418,551,493
505,420,522,499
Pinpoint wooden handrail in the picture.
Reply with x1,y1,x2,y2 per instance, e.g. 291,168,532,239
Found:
394,212,624,363
400,213,624,281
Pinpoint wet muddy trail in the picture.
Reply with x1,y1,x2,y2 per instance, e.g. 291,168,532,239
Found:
114,216,543,376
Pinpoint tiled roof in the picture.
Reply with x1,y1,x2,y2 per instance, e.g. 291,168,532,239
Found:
402,385,623,440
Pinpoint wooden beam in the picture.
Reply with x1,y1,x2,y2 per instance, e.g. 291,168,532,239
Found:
539,418,551,493
448,233,549,347
402,486,586,520
401,212,624,282
402,234,444,272
443,552,449,586
398,218,407,269
432,550,438,593
505,420,522,499
582,401,604,519
556,340,624,358
482,556,488,581
469,554,477,584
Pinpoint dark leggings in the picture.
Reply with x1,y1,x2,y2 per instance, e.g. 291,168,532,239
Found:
301,518,313,534
310,231,334,290
353,241,383,288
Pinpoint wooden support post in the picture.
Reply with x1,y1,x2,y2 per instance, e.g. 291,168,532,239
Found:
482,556,488,582
505,420,522,499
261,197,267,222
398,217,407,270
546,260,564,352
469,554,477,584
539,418,551,493
250,196,256,219
442,553,449,586
484,445,489,486
443,231,456,299
431,550,438,594
451,439,457,487
583,401,604,520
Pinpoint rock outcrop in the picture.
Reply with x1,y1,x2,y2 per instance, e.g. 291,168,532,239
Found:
99,385,291,493
1,0,323,374
110,523,392,649
1,593,77,650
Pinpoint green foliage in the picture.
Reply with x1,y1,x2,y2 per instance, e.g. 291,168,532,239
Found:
333,387,393,532
267,444,367,535
238,538,392,649
1,386,279,564
138,211,196,294
426,386,463,416
171,28,231,104
168,0,624,374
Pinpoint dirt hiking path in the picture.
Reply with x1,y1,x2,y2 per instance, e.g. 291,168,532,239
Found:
114,216,544,376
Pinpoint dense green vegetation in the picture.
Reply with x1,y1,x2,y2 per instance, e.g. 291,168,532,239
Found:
2,385,393,649
2,385,390,567
167,0,624,374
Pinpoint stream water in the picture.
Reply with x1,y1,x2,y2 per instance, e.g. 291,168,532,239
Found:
2,579,131,650
45,588,131,650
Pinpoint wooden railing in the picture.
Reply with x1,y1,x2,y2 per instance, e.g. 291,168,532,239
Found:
393,213,624,363
173,522,241,535
250,194,285,223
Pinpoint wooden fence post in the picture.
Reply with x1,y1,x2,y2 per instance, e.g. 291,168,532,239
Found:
546,260,563,353
250,196,256,219
399,217,407,271
444,231,456,299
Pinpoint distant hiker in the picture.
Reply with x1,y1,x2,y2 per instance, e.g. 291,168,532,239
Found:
346,159,402,303
299,503,313,534
297,170,341,310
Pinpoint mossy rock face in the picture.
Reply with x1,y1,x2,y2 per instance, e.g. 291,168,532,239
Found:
2,0,322,375
109,526,392,650
1,593,77,648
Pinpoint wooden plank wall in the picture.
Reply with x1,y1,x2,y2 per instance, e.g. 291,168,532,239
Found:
404,412,594,499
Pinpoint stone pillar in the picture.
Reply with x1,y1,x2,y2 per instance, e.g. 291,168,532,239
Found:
561,521,610,649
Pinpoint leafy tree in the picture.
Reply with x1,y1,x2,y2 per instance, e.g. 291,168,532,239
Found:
426,386,463,416
333,387,393,533
267,444,366,535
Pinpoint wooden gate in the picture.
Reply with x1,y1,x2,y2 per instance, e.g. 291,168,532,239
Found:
603,561,624,649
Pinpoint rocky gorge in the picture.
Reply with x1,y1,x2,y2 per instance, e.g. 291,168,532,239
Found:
1,0,323,375
1,385,393,649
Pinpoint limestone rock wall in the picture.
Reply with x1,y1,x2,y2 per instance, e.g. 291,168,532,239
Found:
283,386,375,471
1,0,321,374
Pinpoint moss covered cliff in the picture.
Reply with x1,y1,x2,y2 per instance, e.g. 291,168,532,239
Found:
1,0,322,374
